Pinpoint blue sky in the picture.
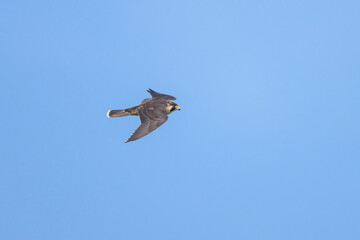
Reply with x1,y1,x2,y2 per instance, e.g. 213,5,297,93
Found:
1,1,360,239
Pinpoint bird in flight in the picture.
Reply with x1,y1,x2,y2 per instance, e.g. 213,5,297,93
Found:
107,88,181,143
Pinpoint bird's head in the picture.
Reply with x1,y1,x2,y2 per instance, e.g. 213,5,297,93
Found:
166,101,181,114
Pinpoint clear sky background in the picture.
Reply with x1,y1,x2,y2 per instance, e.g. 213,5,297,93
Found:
1,1,360,239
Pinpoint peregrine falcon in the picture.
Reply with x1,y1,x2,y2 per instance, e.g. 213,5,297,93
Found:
107,88,181,143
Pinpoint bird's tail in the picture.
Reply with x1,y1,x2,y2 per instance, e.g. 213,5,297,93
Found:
107,109,130,118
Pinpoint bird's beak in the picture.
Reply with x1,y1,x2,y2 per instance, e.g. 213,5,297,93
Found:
176,105,181,111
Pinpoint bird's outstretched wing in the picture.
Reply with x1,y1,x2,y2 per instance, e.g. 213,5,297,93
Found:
147,88,176,100
125,106,168,143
